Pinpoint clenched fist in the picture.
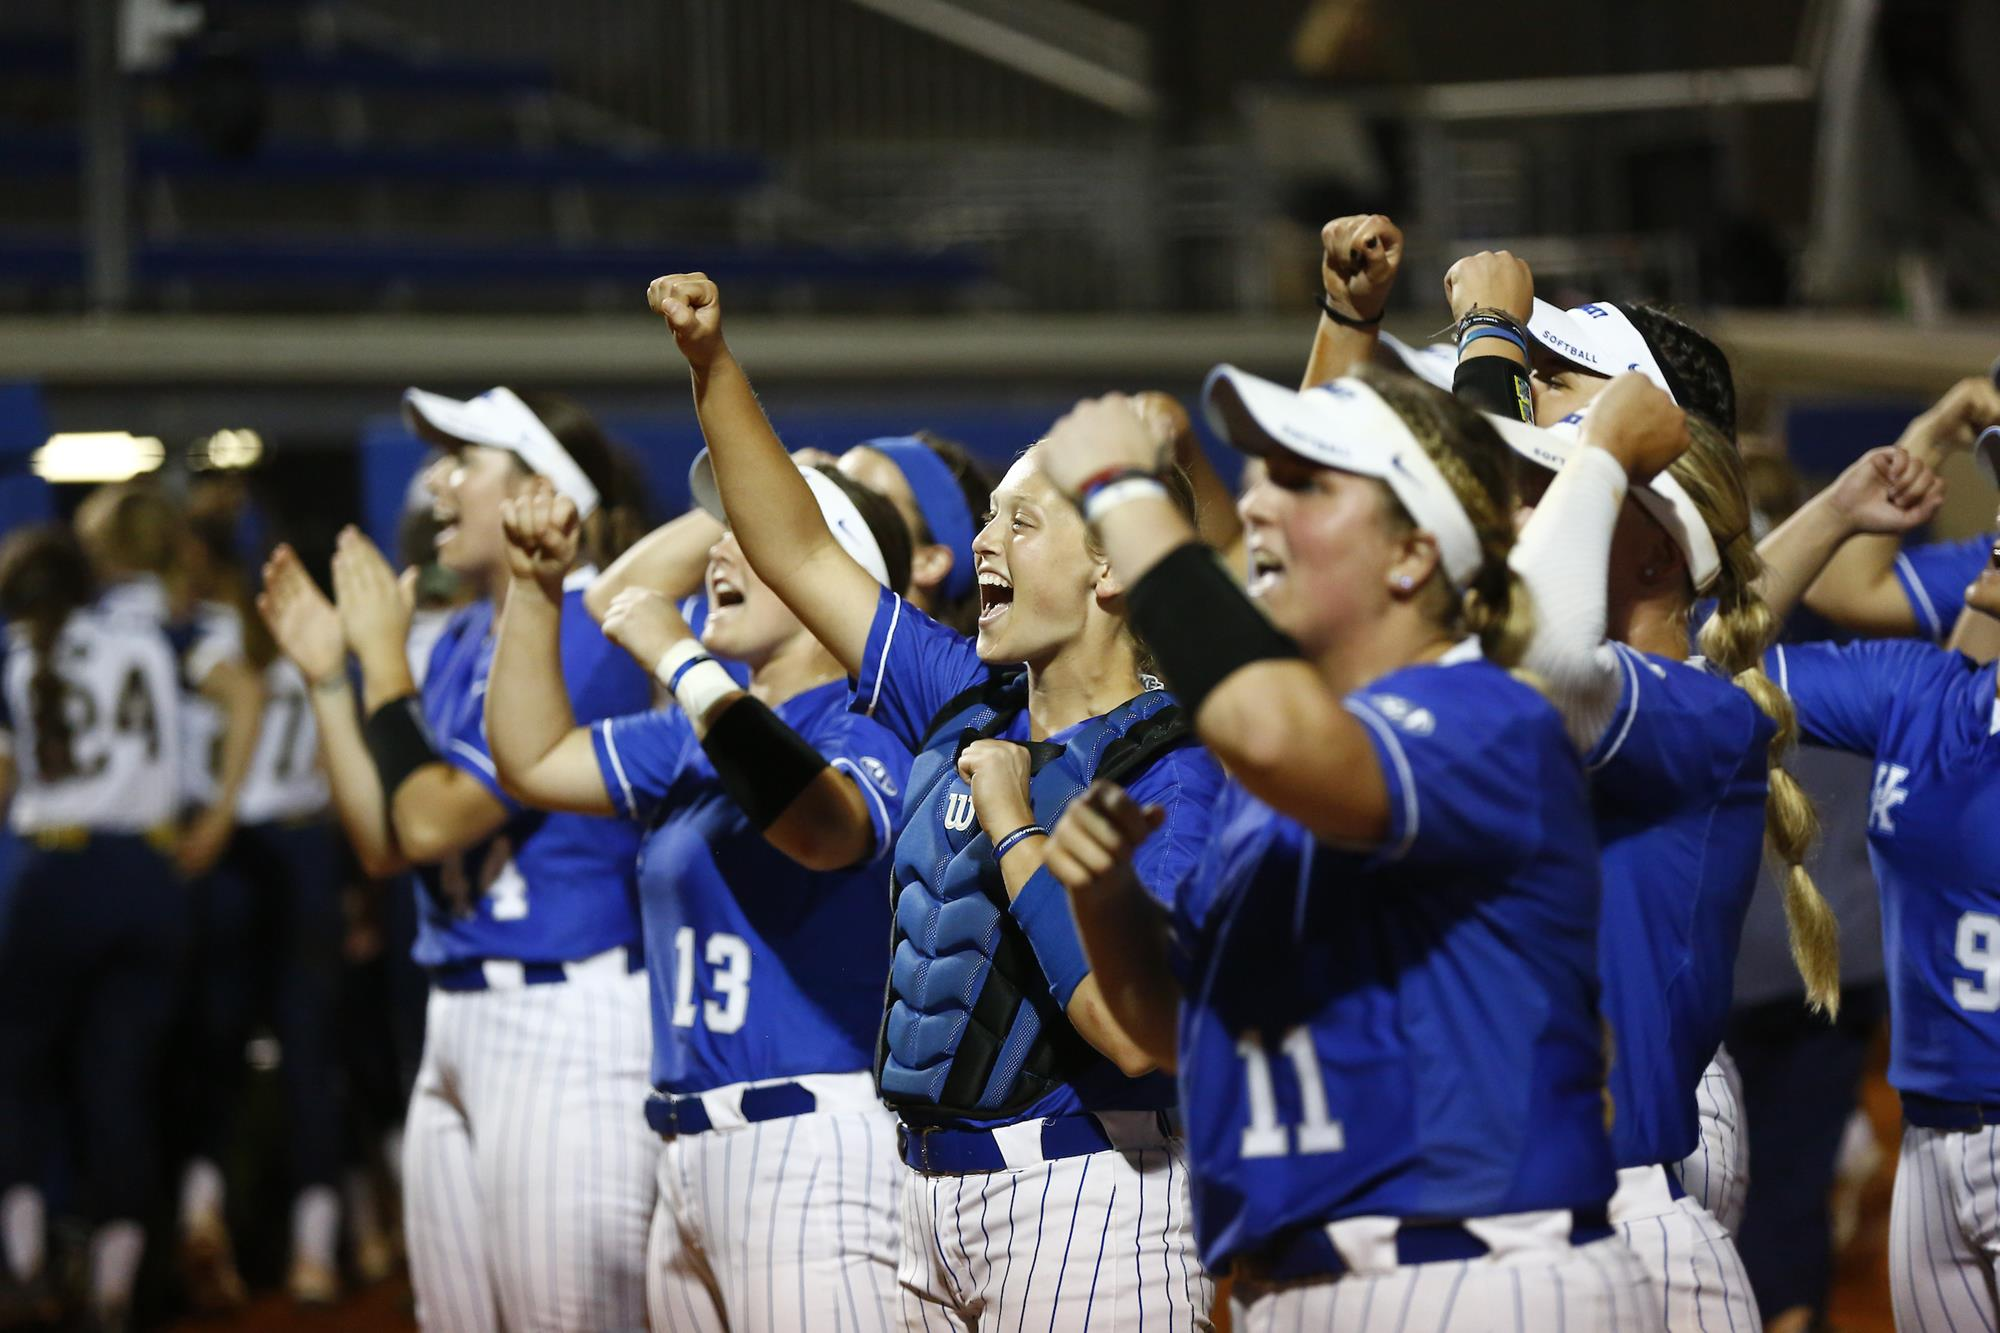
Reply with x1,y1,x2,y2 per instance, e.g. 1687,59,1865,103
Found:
647,272,726,369
1320,214,1403,325
1443,250,1533,326
499,477,581,602
1579,373,1688,484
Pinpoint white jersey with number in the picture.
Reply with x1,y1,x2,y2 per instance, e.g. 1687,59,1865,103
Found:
236,658,328,825
176,599,246,809
0,596,182,834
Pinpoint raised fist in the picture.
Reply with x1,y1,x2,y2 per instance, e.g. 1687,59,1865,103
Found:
1443,250,1533,326
1038,394,1165,502
499,477,581,600
1579,373,1688,484
1828,446,1945,536
600,587,694,676
1320,214,1403,325
1898,376,2000,462
646,272,725,368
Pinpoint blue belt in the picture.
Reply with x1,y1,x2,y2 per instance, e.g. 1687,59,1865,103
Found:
1233,1207,1615,1285
1903,1092,2000,1131
647,1081,819,1138
428,945,644,994
898,1110,1177,1174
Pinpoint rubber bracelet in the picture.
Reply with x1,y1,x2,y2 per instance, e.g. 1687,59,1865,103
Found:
1458,306,1530,340
1082,476,1170,526
1458,325,1528,356
993,823,1048,862
655,639,738,722
1317,290,1383,328
1073,465,1157,506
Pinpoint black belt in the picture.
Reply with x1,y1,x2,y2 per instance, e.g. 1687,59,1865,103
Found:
1903,1092,2000,1131
1232,1208,1614,1285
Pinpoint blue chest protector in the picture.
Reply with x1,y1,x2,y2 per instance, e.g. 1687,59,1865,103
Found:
879,673,1191,1119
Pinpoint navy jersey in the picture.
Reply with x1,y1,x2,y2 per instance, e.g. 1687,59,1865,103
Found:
1895,533,1992,643
1771,639,2000,1102
1585,645,1772,1167
410,578,649,968
1,594,182,834
590,679,909,1093
853,587,1223,1128
1172,651,1614,1269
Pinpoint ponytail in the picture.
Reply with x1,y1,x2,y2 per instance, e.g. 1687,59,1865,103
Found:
0,527,98,783
1676,417,1840,1016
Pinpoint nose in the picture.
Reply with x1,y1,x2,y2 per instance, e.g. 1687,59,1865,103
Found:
422,454,453,499
970,510,1002,560
1237,477,1279,528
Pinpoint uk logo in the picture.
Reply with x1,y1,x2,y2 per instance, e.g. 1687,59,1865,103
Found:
860,756,899,797
1869,763,1911,834
943,792,977,832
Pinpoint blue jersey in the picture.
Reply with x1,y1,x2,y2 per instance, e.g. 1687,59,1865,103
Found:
853,587,1223,1129
410,582,649,968
1585,646,1772,1167
1896,533,1993,643
1172,652,1614,1269
1771,639,2000,1102
590,679,909,1093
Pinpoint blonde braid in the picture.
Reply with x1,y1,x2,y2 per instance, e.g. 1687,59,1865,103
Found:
1677,417,1841,1016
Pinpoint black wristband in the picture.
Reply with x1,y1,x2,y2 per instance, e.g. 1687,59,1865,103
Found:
1453,354,1535,424
701,695,832,833
1456,306,1530,343
1127,542,1302,717
1317,290,1383,329
363,695,442,801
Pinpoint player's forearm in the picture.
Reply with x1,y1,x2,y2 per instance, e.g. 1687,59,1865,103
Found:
487,576,583,788
389,766,507,865
761,768,879,872
1948,605,2000,665
1200,662,1391,843
1301,313,1380,390
585,508,722,622
1510,447,1631,751
356,646,419,716
308,681,405,877
204,659,267,814
1799,533,1917,636
1066,883,1181,1072
1756,495,1864,625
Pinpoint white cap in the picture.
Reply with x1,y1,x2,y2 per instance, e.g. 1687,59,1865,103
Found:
1976,424,2000,489
687,449,892,588
1378,331,1458,391
1202,365,1484,590
402,386,602,520
1526,299,1676,401
1492,409,1722,594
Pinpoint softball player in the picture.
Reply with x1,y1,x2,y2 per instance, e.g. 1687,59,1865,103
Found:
1757,528,2000,1333
649,271,1221,1329
259,386,657,1332
483,470,915,1330
0,524,185,1333
1037,367,1656,1331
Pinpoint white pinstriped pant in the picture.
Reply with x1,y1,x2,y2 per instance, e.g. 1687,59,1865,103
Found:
646,1094,903,1332
1890,1122,2000,1332
897,1139,1215,1331
1610,1166,1761,1332
1675,1046,1748,1236
1231,1223,1662,1333
401,968,656,1332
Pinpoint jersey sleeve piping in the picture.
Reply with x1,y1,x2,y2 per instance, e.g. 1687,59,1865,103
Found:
1895,551,1945,642
596,718,639,820
828,756,894,864
859,595,903,718
1343,696,1419,862
1584,645,1644,773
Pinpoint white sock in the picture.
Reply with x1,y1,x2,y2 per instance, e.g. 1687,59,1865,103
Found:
89,1221,145,1312
179,1158,225,1227
291,1186,339,1271
1,1185,44,1281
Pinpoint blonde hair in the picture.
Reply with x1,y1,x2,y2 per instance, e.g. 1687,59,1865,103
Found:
1360,367,1536,669
1673,415,1841,1016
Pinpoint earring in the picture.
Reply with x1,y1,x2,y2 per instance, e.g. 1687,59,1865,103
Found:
1641,565,1661,581
1396,575,1415,591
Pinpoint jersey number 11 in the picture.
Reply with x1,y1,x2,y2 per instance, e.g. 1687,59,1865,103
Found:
1237,1027,1345,1160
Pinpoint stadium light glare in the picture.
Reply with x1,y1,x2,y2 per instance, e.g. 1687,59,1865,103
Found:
193,428,265,471
31,432,167,483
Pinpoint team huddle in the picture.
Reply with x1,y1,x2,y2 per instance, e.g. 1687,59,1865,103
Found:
4,212,2000,1332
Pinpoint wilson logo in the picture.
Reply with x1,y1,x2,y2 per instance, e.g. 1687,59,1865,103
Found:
943,792,977,832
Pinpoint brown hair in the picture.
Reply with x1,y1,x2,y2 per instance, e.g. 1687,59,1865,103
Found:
1359,366,1535,668
0,526,98,781
507,389,645,571
74,482,185,583
1673,413,1840,1015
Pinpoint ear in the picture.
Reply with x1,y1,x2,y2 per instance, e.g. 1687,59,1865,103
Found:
911,543,954,596
1635,526,1684,591
1384,531,1442,601
1092,556,1123,604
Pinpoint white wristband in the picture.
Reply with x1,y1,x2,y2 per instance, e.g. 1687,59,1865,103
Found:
654,639,737,721
1082,476,1170,526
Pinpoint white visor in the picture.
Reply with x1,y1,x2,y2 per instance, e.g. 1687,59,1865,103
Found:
1493,410,1722,594
403,386,602,520
1202,365,1484,590
1976,425,2000,489
687,449,892,588
1526,299,1675,401
1378,331,1458,392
